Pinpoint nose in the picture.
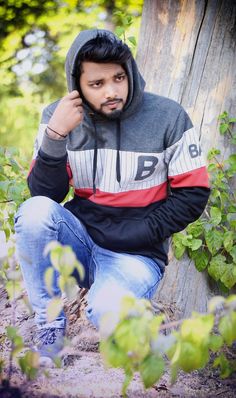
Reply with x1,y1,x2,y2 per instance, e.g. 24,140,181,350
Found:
104,83,117,99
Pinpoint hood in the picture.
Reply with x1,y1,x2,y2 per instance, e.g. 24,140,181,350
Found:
65,28,145,118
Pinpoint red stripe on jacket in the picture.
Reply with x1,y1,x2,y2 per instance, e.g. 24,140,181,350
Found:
169,166,209,188
75,182,168,207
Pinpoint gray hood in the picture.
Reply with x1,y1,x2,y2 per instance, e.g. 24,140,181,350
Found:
65,28,145,118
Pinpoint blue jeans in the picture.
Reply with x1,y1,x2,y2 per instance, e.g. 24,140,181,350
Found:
14,196,164,329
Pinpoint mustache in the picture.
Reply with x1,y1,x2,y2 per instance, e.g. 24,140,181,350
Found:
101,98,123,106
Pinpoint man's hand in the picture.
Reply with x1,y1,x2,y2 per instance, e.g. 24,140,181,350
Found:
47,90,83,139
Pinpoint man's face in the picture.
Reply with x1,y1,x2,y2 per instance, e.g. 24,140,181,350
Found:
79,62,129,115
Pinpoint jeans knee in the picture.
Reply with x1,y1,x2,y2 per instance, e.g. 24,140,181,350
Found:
14,196,57,238
86,283,134,329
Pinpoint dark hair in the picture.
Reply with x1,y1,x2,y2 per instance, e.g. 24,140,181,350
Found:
77,33,132,76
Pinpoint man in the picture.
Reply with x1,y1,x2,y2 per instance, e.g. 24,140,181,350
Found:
14,29,210,364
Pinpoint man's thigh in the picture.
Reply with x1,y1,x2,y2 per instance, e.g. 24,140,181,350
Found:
15,196,95,288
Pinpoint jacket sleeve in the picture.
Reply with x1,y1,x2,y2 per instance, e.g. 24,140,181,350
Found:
145,186,210,244
27,104,70,203
145,108,210,243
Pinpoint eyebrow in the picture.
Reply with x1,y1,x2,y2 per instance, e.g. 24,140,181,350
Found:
87,72,126,84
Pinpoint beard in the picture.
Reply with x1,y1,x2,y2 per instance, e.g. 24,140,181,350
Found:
84,98,124,120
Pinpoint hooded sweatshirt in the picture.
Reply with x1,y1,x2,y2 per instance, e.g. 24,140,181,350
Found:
28,29,210,267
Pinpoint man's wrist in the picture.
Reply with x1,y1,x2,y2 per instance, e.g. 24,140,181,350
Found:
41,128,67,158
46,126,67,140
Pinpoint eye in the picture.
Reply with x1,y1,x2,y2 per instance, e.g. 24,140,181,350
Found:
89,81,102,88
116,74,126,82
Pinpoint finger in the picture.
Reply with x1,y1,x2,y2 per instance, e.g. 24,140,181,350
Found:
72,98,83,106
76,106,83,114
68,90,80,99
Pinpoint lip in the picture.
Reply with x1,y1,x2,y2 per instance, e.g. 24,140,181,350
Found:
104,100,121,109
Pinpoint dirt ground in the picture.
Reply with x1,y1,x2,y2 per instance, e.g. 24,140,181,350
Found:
0,286,236,398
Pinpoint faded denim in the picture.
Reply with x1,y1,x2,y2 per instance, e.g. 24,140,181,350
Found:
14,196,164,329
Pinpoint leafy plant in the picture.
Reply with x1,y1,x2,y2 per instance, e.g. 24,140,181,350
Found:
172,112,236,290
0,147,30,239
43,241,84,322
0,240,84,389
114,11,137,50
0,147,84,386
100,294,236,397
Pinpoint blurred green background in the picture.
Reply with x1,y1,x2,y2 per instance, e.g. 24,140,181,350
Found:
0,0,143,156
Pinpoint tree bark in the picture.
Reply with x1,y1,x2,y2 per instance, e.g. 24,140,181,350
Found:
136,0,236,319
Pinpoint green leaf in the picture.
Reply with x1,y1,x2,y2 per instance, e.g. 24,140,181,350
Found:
207,163,217,172
230,246,236,263
181,314,214,344
115,318,150,361
58,275,79,300
63,246,83,278
115,26,125,37
219,123,229,135
213,353,233,378
100,337,130,369
192,250,209,272
6,326,24,355
225,295,236,306
227,154,236,176
218,111,228,120
189,238,202,251
220,264,236,289
208,334,223,352
18,350,39,380
210,206,222,225
223,231,234,252
218,312,236,345
229,117,236,123
57,247,78,276
207,148,221,160
6,326,18,340
186,221,203,237
5,280,22,300
227,213,236,229
208,254,227,282
173,242,186,259
172,232,186,260
127,36,136,46
228,154,236,166
44,242,84,280
46,297,63,322
205,230,223,255
140,354,164,388
210,189,221,202
44,267,54,296
179,342,209,372
44,240,60,257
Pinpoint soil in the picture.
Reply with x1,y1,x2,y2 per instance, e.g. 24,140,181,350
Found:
0,286,236,398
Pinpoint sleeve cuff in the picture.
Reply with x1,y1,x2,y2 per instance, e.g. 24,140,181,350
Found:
40,130,68,158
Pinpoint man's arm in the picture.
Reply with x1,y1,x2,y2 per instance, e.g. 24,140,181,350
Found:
145,185,210,244
28,91,83,202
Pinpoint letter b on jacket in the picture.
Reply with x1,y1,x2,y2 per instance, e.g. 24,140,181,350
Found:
135,156,159,181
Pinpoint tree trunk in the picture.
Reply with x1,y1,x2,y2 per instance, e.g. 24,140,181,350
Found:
136,0,236,319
